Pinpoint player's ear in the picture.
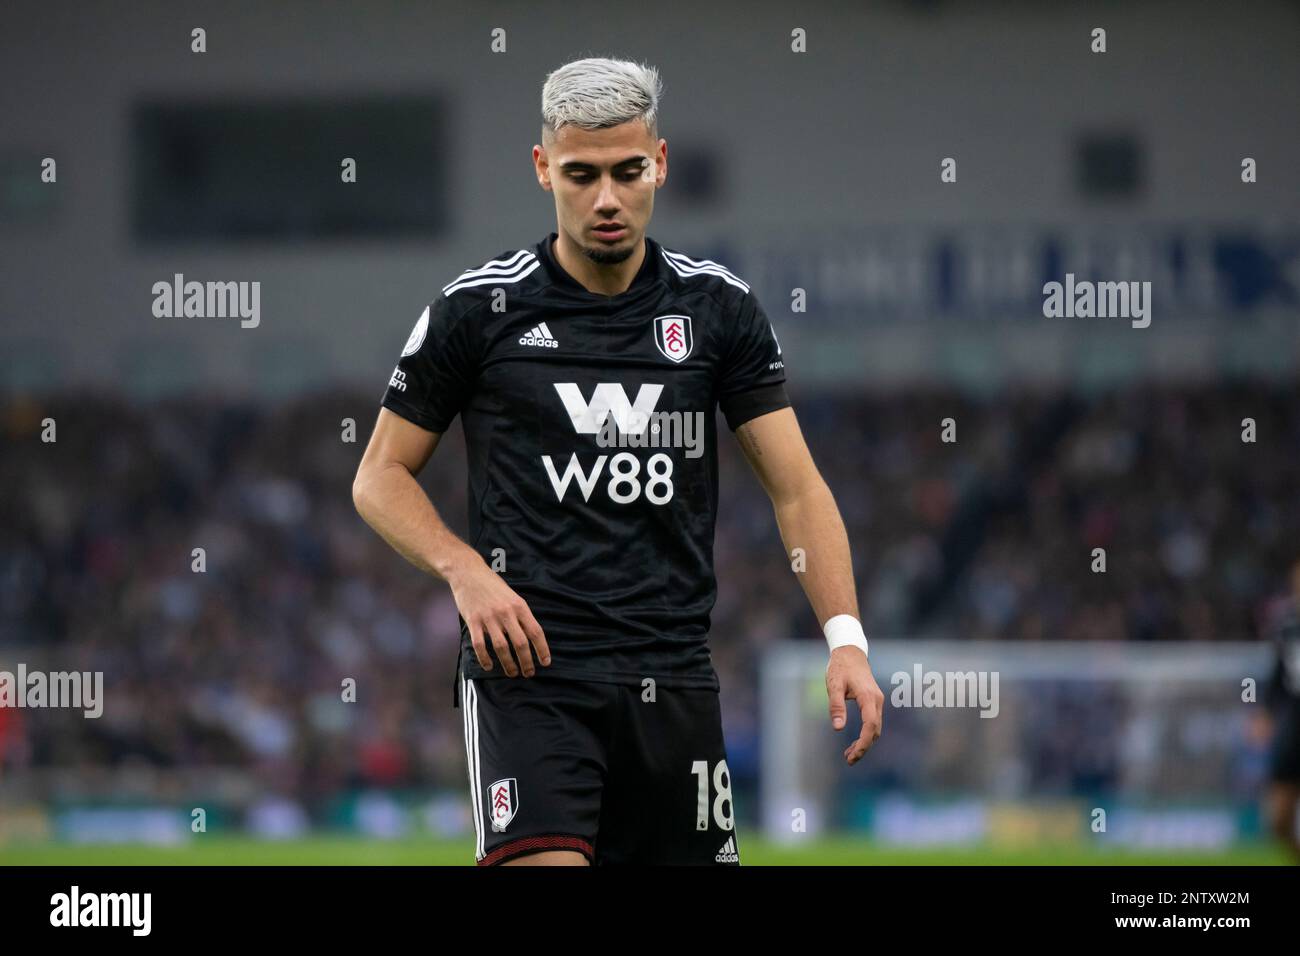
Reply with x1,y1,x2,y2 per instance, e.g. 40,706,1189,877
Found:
534,144,551,191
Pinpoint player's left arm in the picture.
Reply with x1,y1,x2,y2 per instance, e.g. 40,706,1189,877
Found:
735,407,884,765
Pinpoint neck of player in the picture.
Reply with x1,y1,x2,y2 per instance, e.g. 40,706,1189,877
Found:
553,230,646,297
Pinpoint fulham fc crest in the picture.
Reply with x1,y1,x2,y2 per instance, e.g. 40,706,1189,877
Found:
488,778,518,831
653,314,693,363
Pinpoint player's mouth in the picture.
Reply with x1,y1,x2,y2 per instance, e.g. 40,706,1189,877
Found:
592,223,627,241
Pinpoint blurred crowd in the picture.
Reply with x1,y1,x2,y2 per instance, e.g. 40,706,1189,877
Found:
0,379,1295,810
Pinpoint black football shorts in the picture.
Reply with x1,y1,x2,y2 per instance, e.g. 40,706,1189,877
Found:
456,666,740,865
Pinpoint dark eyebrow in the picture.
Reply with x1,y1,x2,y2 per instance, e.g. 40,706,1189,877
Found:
559,156,649,173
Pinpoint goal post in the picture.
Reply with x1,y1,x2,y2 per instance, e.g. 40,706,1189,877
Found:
759,639,1275,849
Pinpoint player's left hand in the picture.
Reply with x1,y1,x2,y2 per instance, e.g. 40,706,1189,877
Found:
826,647,884,765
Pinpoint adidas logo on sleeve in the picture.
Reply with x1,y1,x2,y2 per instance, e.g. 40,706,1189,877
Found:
519,322,559,348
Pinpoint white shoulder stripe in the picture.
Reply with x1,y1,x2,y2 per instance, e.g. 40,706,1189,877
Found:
443,256,540,297
660,248,750,292
666,261,750,293
442,249,535,293
662,247,735,273
660,247,754,287
442,250,537,294
445,248,533,284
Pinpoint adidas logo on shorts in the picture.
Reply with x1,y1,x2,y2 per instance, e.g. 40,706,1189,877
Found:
715,835,739,863
519,322,559,348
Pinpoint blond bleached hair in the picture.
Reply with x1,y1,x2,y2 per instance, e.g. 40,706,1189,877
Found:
541,57,663,141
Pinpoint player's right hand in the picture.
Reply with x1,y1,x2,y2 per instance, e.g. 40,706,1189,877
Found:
448,560,551,677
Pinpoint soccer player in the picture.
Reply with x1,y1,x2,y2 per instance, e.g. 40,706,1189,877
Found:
353,57,883,865
1261,559,1300,859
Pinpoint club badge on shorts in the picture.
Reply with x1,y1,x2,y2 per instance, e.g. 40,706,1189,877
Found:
653,314,693,363
488,778,518,831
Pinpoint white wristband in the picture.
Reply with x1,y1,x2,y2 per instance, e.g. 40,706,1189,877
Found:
824,614,869,659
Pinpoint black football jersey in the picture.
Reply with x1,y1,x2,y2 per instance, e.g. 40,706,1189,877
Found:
379,232,790,690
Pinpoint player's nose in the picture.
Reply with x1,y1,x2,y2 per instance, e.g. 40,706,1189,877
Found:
595,175,620,210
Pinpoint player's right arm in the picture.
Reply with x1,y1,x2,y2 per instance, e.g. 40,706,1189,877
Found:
351,410,461,581
351,298,550,677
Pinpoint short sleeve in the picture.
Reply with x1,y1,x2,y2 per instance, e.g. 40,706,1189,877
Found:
717,291,791,431
380,294,479,433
